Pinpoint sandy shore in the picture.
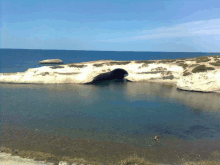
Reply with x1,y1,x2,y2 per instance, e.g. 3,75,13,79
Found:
0,152,54,165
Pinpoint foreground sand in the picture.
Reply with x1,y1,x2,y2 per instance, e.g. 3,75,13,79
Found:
0,152,52,165
1,152,220,165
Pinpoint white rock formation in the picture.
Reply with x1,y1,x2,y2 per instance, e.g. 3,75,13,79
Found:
39,59,63,64
177,69,220,93
0,61,183,84
1,57,220,93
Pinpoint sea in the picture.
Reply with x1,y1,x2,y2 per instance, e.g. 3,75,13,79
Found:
1,48,220,73
1,49,220,164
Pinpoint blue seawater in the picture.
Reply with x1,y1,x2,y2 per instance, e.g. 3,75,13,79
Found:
1,48,220,73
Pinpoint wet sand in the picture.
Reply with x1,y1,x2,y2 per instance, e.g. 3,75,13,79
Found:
1,124,220,165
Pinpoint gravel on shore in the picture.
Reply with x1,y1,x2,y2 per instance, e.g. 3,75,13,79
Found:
0,152,55,165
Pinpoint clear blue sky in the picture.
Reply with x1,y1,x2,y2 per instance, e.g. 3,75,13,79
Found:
1,0,220,52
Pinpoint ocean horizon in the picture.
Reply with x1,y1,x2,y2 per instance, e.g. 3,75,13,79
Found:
1,48,220,73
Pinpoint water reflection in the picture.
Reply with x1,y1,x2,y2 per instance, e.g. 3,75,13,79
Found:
1,82,220,140
125,82,220,112
1,82,220,164
2,82,219,113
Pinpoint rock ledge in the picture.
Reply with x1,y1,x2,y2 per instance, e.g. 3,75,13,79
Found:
39,59,63,64
1,56,220,93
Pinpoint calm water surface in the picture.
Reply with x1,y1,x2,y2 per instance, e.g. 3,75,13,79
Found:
1,82,220,164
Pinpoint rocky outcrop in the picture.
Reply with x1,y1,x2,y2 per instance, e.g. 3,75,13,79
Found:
0,60,183,84
125,63,182,83
177,69,220,93
39,59,63,64
87,68,129,84
1,55,220,93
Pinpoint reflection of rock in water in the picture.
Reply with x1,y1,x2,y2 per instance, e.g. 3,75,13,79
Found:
164,130,171,134
128,130,144,135
185,125,209,135
190,125,206,130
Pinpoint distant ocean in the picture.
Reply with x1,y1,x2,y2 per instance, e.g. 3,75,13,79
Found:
1,48,220,73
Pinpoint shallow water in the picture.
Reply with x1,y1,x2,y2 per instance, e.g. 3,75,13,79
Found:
1,82,220,164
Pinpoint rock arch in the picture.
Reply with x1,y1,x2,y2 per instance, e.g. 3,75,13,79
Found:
88,68,129,84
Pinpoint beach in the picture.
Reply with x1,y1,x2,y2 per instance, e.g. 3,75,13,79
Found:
0,152,51,165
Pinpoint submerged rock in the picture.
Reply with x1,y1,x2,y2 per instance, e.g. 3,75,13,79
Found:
39,59,63,64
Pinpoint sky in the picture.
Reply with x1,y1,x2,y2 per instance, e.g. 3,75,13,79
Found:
1,0,220,52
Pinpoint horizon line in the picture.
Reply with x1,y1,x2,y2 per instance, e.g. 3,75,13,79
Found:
1,48,220,53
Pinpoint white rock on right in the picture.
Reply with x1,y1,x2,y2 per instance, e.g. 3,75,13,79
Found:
177,69,220,93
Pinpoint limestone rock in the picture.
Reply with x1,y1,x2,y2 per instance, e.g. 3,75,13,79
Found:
177,69,220,93
0,60,183,84
39,59,63,64
4,58,220,93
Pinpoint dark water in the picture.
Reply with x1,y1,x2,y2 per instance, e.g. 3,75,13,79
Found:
1,82,220,164
1,48,220,73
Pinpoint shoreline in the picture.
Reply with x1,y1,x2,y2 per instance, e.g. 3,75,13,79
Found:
1,123,220,165
1,144,220,165
0,152,52,165
0,55,220,93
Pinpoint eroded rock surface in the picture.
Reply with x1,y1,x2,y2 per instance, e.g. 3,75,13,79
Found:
0,60,183,84
1,56,220,93
88,68,128,84
177,69,220,93
39,59,63,64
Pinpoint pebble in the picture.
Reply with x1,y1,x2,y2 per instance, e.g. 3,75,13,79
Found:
59,161,68,165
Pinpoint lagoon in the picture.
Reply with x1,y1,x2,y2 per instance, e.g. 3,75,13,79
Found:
1,49,220,164
1,82,220,164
